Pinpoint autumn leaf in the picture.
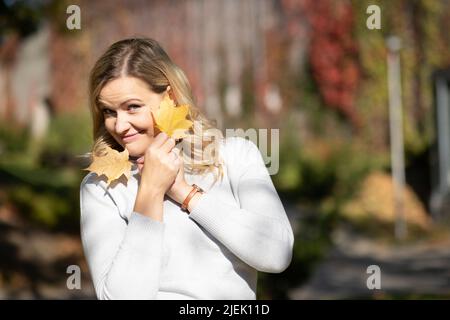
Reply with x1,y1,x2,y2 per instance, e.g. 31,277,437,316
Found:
153,94,193,139
84,146,132,186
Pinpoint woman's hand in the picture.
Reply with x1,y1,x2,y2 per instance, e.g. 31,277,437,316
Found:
166,153,193,204
137,132,180,195
166,152,205,212
137,137,197,207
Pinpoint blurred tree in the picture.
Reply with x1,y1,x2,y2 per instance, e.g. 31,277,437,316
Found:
0,0,50,38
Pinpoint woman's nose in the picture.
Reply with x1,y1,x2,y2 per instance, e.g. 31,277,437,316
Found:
115,113,131,135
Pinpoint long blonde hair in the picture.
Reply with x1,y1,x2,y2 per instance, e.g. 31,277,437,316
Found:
88,37,224,182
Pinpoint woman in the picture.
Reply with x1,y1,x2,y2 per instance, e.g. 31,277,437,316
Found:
80,37,294,300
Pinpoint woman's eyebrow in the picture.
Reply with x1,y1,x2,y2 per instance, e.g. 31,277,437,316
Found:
99,98,143,108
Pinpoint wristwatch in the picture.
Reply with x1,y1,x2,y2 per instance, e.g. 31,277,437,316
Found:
181,184,204,212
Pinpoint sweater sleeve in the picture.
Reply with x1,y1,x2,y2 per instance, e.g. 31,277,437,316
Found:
79,175,165,300
188,137,294,273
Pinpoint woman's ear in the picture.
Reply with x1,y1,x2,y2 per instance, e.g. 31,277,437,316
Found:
166,85,176,103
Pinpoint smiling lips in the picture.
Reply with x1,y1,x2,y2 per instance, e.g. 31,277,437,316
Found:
122,132,141,143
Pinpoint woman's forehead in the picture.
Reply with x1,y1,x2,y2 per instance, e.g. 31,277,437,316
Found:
98,77,155,105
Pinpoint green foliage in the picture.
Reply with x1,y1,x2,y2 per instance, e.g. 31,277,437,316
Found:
40,111,92,167
0,120,30,155
9,185,70,228
0,111,91,231
352,0,449,157
0,161,83,232
274,128,385,205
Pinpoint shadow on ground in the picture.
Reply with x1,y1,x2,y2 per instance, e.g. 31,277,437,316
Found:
0,221,95,299
289,225,450,299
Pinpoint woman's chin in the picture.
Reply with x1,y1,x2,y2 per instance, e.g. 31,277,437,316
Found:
124,143,148,159
122,136,153,158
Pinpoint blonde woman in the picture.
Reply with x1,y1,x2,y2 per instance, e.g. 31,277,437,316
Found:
80,37,294,300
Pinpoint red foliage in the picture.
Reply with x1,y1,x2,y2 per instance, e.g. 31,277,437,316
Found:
282,0,362,129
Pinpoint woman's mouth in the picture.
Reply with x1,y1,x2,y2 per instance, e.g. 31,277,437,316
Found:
122,132,142,143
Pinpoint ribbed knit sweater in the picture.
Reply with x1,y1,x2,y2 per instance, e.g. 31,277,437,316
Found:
80,137,294,299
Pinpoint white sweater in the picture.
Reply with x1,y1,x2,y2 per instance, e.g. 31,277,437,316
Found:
80,136,294,300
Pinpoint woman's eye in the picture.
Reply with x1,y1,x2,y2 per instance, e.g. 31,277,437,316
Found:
128,104,142,111
102,108,116,116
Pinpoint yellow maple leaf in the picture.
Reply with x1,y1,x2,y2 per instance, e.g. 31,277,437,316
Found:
153,94,193,139
84,146,132,186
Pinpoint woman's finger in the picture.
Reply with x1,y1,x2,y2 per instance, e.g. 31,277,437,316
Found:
152,131,169,148
137,156,145,164
161,137,176,153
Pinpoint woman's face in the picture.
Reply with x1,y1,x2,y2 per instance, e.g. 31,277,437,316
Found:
99,76,165,158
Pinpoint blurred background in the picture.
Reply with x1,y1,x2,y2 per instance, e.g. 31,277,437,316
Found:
1,0,450,299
